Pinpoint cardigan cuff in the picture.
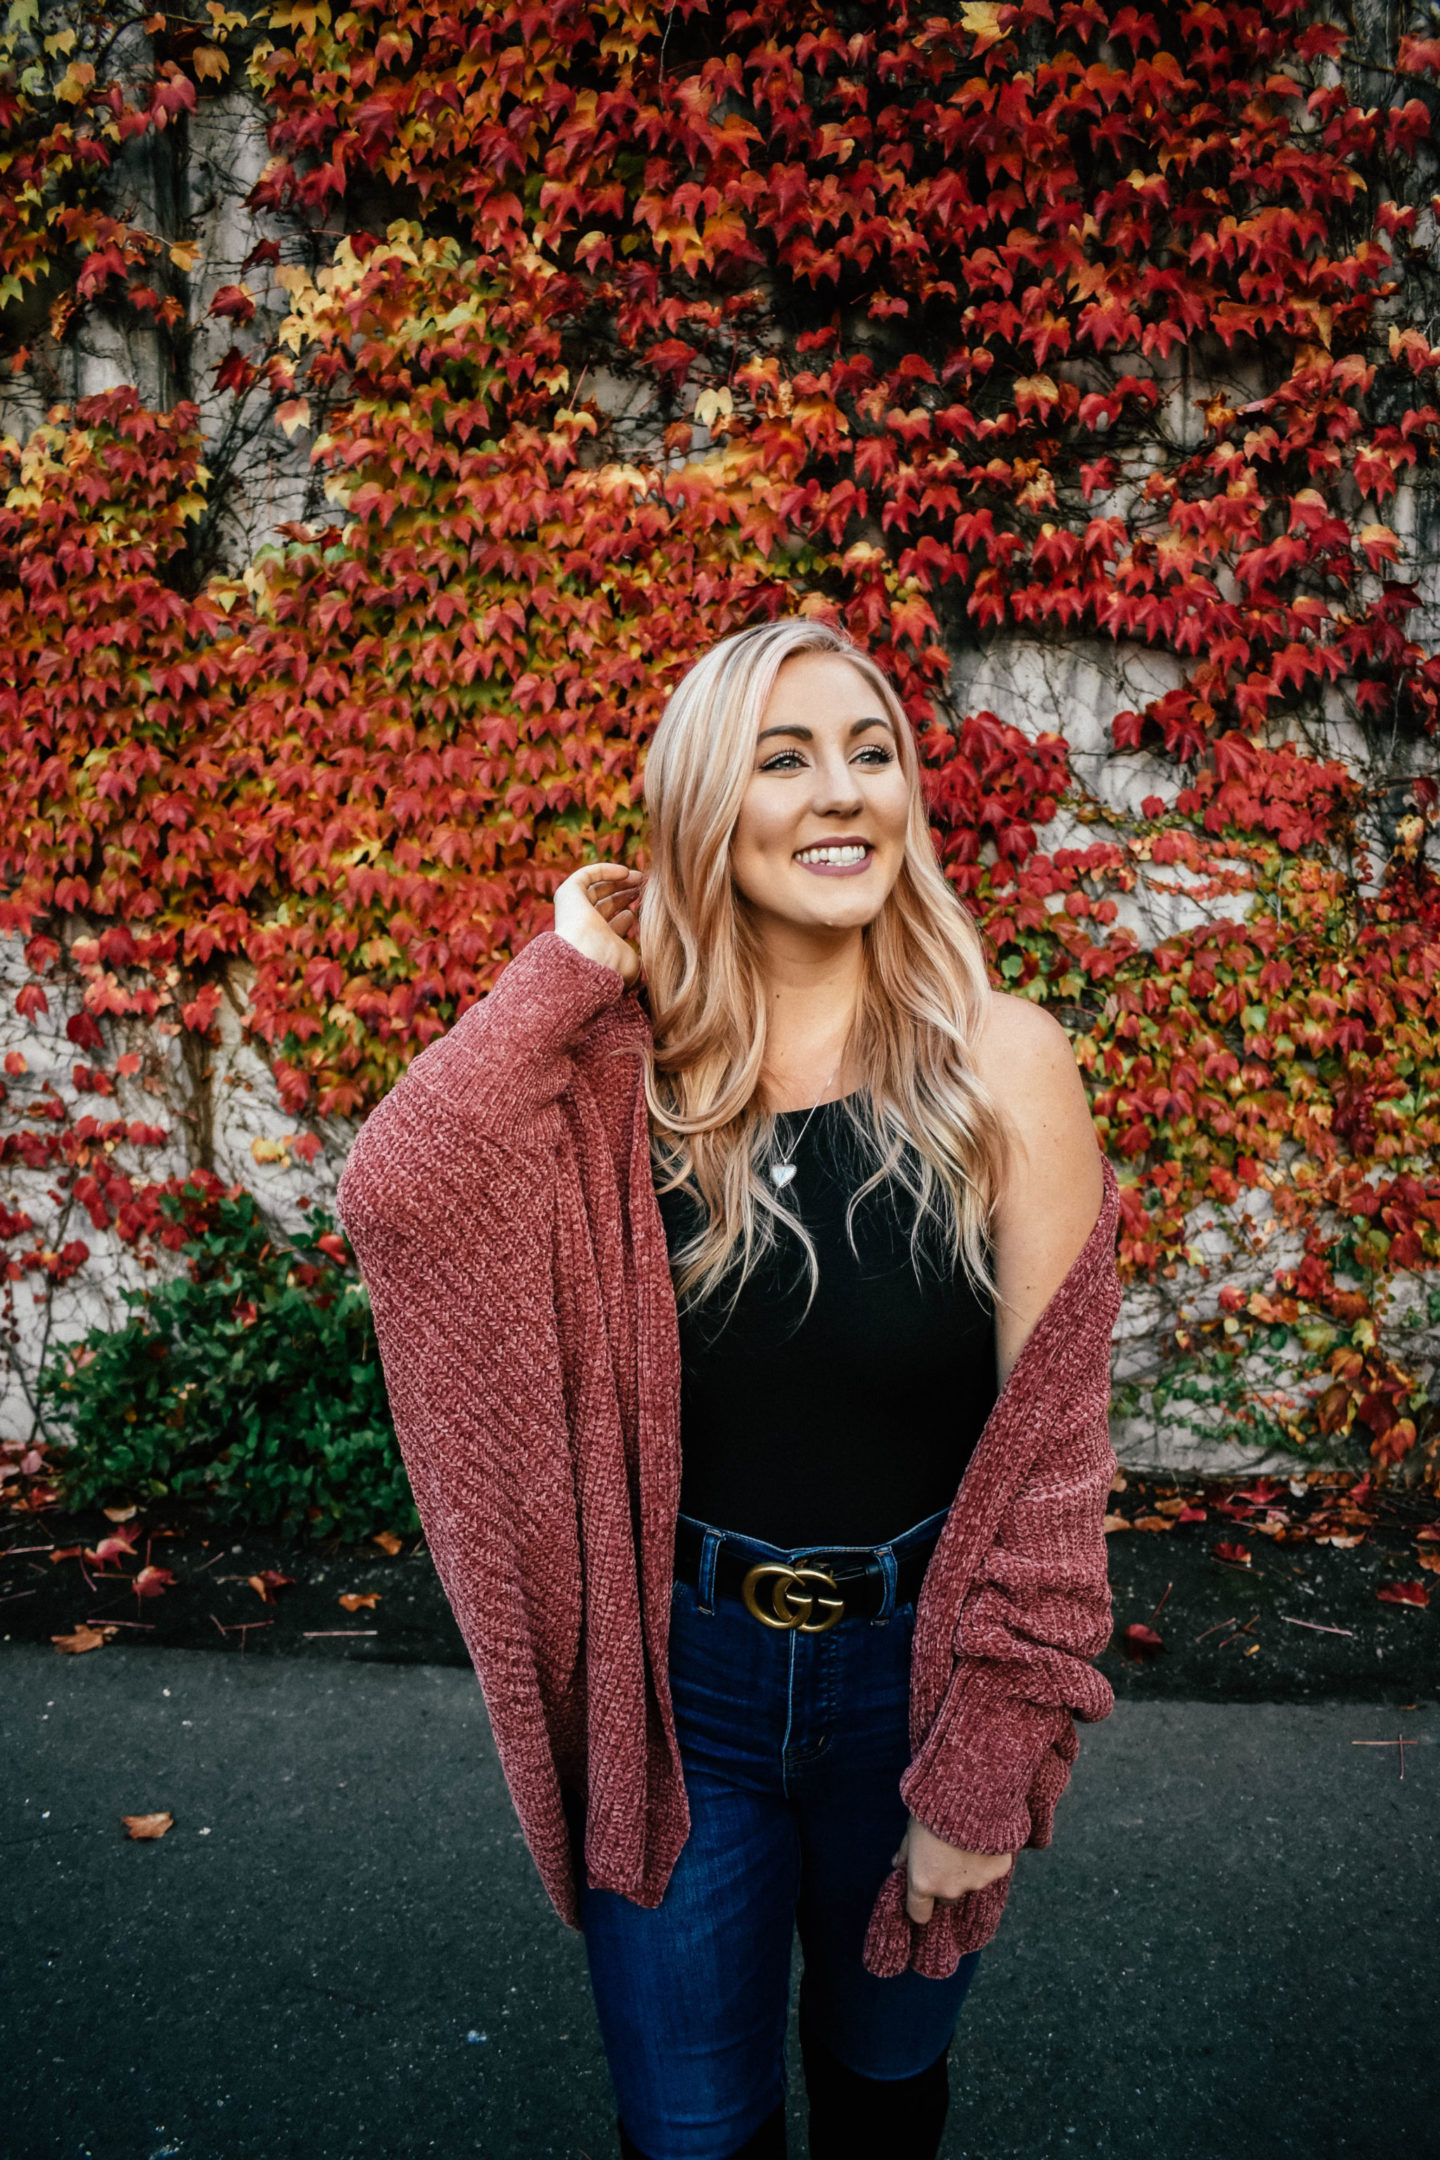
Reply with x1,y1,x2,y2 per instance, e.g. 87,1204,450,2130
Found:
898,1664,1062,1855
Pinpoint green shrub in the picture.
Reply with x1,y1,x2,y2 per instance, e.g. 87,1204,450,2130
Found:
41,1184,415,1542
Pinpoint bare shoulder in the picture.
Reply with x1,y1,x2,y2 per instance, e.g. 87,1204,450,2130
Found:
974,984,1074,1065
971,989,1106,1377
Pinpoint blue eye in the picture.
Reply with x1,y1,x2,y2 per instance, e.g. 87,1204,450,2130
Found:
759,746,894,771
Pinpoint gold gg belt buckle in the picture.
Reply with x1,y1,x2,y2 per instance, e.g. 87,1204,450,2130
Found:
741,1561,845,1633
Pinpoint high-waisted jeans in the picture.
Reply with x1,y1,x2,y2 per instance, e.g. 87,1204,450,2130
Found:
570,1506,981,2160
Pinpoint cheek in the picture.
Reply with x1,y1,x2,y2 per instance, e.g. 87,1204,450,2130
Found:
731,789,795,868
874,772,913,845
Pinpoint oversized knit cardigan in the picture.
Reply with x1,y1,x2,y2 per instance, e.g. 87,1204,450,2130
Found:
336,930,1124,1981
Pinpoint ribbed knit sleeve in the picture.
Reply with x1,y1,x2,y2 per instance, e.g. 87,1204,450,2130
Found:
338,1102,590,1919
372,929,631,1143
897,1412,1117,1854
332,928,644,1931
862,1150,1123,1980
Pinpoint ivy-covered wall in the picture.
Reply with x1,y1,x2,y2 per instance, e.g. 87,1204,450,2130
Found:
1,0,1438,1491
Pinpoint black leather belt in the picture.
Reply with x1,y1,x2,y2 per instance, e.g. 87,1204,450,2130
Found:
674,1517,941,1632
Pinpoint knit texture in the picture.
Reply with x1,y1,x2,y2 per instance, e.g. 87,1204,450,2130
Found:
336,931,1124,1980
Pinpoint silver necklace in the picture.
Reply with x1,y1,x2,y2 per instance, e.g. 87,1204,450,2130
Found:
767,1061,841,1191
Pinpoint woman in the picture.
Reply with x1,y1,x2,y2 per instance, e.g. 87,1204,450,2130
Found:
337,618,1123,2160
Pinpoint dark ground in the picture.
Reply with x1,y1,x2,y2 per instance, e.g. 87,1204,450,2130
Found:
5,1651,1437,2160
4,1473,1438,2160
4,1474,1436,1700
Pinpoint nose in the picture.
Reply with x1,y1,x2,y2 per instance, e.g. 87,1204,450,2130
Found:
808,746,863,817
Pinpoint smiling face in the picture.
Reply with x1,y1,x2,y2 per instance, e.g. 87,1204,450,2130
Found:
728,650,913,945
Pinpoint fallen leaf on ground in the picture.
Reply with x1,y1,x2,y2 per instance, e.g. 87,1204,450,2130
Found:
1242,1643,1261,1656
248,1570,295,1602
91,1527,142,1564
1177,1505,1207,1523
1234,1479,1285,1504
1416,1552,1440,1574
1416,1526,1440,1544
1108,1472,1128,1494
1102,1514,1130,1533
133,1565,176,1598
1153,1498,1188,1518
338,1592,381,1612
121,1811,173,1839
52,1625,106,1653
1314,1534,1365,1549
373,1531,404,1555
102,1504,138,1522
1133,1514,1174,1532
1377,1581,1430,1608
1213,1542,1252,1566
1121,1623,1164,1660
48,1545,83,1564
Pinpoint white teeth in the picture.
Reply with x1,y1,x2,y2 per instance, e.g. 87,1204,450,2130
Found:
796,844,869,865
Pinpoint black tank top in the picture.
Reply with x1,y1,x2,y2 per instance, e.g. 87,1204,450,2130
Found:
655,1097,998,1548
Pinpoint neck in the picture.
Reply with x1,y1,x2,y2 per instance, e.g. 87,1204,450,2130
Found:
751,918,864,1114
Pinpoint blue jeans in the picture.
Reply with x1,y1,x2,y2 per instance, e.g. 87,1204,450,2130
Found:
572,1507,981,2159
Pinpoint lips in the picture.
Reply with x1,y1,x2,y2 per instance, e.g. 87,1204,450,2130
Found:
794,840,874,875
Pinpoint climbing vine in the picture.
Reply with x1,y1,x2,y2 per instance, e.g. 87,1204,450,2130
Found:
1,0,1438,1489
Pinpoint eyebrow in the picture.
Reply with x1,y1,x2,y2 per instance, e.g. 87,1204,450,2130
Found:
755,716,893,742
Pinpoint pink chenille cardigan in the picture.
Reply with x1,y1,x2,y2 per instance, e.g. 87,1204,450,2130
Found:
336,930,1124,1980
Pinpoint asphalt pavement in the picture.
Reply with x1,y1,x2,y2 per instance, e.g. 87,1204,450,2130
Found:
5,1643,1436,2160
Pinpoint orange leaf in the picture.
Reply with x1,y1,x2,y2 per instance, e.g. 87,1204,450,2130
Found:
248,1570,294,1603
338,1592,381,1612
372,1531,403,1555
52,1625,106,1653
121,1811,174,1839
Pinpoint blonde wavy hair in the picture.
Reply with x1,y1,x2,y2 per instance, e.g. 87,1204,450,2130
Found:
640,617,1015,1318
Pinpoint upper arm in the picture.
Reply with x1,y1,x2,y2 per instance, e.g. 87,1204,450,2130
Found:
973,993,1105,1390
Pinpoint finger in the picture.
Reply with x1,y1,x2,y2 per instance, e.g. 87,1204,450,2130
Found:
906,1890,934,1926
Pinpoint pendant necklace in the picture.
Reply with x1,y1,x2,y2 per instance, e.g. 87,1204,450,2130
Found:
767,1059,842,1191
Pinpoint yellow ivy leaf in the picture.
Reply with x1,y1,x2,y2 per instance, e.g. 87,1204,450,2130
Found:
960,2,1010,46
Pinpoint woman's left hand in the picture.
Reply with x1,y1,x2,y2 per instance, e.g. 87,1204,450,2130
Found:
891,1815,1014,1925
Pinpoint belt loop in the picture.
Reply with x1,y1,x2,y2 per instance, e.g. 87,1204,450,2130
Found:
697,1528,721,1616
872,1543,898,1623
